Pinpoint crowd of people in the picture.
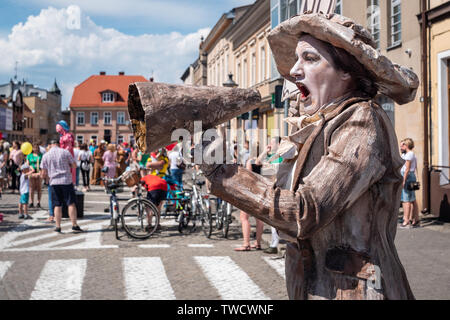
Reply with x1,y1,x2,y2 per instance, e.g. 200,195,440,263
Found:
0,135,421,239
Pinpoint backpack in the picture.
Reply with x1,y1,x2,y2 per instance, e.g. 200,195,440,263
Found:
80,151,91,171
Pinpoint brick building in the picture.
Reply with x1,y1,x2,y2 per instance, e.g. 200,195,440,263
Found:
69,72,148,145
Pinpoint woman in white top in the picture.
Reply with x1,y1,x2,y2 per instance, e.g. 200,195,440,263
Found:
400,138,420,228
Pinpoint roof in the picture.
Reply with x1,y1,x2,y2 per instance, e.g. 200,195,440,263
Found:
70,74,148,108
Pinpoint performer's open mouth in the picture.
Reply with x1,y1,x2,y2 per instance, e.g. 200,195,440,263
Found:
296,82,311,102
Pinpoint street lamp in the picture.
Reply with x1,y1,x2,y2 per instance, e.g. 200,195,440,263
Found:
223,73,238,88
223,73,238,131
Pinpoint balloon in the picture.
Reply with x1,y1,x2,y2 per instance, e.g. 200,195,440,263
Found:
21,142,33,155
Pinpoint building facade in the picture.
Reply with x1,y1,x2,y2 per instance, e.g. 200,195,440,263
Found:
420,0,450,219
0,78,63,143
69,72,148,146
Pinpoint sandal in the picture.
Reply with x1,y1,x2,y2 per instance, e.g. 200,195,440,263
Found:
234,245,251,252
251,243,262,250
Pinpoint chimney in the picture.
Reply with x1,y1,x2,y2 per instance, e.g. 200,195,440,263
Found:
119,71,125,75
99,71,106,75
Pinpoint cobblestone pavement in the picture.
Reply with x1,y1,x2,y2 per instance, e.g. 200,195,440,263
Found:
0,183,449,300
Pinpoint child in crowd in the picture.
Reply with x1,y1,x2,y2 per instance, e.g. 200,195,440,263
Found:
19,164,32,220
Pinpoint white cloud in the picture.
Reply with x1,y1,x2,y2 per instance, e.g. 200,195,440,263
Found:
0,5,210,107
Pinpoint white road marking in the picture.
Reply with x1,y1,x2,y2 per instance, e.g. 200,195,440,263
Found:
0,261,13,281
30,259,87,300
2,221,119,252
123,257,176,300
262,257,286,280
0,212,109,251
138,244,171,248
194,256,270,300
188,244,214,248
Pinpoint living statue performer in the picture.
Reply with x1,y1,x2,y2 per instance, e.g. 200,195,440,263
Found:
197,13,419,299
56,120,76,184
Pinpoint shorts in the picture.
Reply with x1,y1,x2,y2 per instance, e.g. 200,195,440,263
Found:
401,172,417,203
51,184,76,207
20,193,29,204
146,189,167,206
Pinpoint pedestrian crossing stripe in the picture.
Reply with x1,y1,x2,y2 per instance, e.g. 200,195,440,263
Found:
0,256,285,300
0,261,13,281
30,259,87,300
194,256,270,300
123,257,176,300
262,257,286,280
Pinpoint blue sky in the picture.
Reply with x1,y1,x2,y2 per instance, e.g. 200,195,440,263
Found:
0,0,254,108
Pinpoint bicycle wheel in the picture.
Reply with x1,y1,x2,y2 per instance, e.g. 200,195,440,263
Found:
200,200,212,238
221,202,231,239
178,209,192,234
114,216,119,240
121,199,160,239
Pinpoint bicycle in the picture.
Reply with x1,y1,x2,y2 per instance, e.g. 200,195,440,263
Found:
100,169,160,240
213,198,233,238
189,167,212,238
161,175,195,234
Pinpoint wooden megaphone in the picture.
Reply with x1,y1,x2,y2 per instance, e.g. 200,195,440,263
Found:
127,82,261,153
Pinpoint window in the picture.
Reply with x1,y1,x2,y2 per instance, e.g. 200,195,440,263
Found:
271,0,280,29
251,52,256,86
260,46,266,82
237,62,241,87
76,112,85,125
130,135,135,146
104,112,112,125
117,135,124,144
289,0,298,17
225,54,229,81
76,135,84,145
91,112,98,125
102,92,115,103
367,0,380,49
117,112,125,125
243,59,248,88
376,95,395,126
335,0,342,14
91,135,97,144
389,0,402,47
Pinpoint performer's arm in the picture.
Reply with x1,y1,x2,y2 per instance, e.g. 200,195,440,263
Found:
204,105,388,240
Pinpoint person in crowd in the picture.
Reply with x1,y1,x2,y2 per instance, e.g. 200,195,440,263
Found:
116,144,128,178
26,142,43,208
147,148,169,178
42,143,54,223
141,173,168,230
168,144,184,188
102,143,117,179
9,141,23,194
0,142,8,199
91,140,106,185
137,150,150,177
89,140,97,156
122,142,131,166
254,137,283,255
234,142,265,252
18,163,32,219
73,141,81,188
78,143,93,192
40,140,83,233
400,138,420,228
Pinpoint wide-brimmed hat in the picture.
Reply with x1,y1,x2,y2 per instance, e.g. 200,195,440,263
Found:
267,13,419,105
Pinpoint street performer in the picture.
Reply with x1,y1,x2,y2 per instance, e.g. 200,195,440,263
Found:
198,12,419,299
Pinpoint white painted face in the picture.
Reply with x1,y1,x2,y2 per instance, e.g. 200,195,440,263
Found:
290,34,353,115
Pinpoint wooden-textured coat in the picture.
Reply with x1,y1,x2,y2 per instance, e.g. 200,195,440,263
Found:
204,94,414,300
